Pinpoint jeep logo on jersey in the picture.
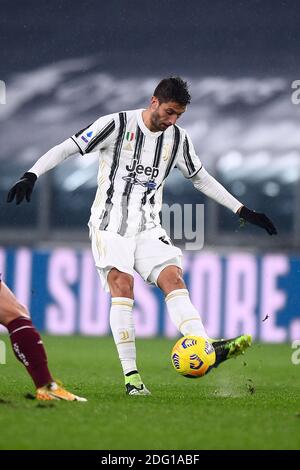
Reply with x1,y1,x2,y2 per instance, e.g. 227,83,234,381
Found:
126,159,159,179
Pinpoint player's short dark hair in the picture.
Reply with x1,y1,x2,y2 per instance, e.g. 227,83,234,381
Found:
153,77,191,106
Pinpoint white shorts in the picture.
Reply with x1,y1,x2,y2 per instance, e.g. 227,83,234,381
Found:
89,223,183,292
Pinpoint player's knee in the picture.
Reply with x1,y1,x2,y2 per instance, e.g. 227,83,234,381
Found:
10,302,30,321
0,302,29,327
168,273,185,291
111,279,133,298
108,270,134,298
17,302,30,319
157,266,185,294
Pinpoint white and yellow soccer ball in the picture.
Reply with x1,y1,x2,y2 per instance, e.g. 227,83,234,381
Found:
171,336,216,378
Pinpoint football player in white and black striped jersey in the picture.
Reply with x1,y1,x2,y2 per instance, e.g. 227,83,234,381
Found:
8,77,276,395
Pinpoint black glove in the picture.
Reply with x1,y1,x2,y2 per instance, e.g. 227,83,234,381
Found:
7,172,37,205
238,206,277,235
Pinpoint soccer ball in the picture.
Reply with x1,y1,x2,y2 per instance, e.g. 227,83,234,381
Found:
171,336,216,378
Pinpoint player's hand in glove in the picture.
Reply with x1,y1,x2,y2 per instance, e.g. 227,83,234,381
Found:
7,172,37,205
238,206,277,235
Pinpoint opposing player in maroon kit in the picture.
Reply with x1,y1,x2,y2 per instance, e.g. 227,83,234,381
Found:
0,276,86,401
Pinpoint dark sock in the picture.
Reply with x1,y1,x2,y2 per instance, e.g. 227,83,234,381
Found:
7,317,53,388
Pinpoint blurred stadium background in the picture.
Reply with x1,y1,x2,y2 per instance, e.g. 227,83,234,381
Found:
1,0,300,342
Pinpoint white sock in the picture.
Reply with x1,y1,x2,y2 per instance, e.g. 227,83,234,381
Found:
165,289,209,339
109,297,137,375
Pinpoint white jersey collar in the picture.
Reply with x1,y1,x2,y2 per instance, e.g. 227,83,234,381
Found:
136,109,163,138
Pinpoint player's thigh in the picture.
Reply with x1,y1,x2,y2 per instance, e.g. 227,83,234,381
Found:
89,226,135,292
0,281,29,326
90,226,135,271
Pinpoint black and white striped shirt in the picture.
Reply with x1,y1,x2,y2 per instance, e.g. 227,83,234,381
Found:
72,109,202,236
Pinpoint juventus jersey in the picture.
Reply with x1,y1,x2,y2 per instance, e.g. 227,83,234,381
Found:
71,109,202,237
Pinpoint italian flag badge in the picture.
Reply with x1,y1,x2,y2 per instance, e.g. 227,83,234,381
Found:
126,131,135,141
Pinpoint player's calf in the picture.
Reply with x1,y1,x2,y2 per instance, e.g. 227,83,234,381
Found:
7,316,54,387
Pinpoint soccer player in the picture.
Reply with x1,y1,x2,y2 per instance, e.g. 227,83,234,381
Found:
0,276,86,401
7,77,277,396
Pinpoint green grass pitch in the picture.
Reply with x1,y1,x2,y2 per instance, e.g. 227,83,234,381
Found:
0,335,299,450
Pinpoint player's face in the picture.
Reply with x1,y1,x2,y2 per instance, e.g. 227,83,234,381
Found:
149,98,186,131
